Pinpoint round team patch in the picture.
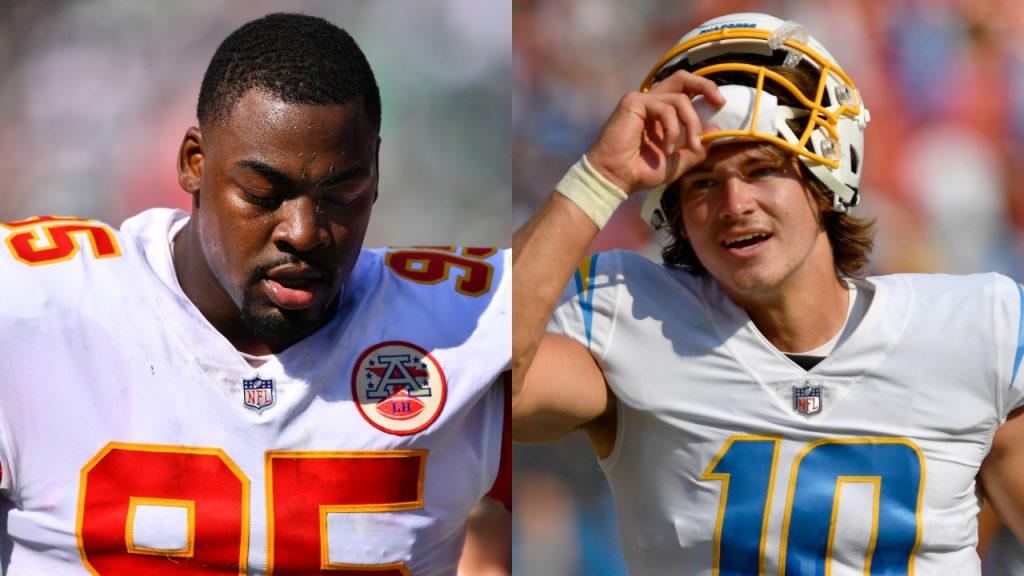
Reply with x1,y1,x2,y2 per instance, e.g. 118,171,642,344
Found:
352,341,447,435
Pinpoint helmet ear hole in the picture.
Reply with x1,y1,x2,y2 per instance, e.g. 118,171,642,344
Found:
849,146,860,175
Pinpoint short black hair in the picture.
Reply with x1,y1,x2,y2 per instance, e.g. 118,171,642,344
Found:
197,12,381,131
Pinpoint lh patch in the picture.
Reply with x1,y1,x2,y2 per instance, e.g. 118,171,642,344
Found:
243,376,275,413
352,341,446,435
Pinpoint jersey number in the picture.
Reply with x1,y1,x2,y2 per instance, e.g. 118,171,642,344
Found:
77,443,425,575
703,436,924,575
2,216,121,265
385,247,496,296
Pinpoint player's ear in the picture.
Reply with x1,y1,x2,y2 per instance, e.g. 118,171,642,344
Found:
177,127,204,198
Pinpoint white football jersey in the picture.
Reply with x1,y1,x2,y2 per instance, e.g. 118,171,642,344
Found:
550,249,1024,575
0,209,510,575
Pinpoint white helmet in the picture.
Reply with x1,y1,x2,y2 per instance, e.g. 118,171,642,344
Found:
639,12,870,230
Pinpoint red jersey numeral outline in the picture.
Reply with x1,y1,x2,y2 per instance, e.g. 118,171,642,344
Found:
2,216,121,266
385,247,497,297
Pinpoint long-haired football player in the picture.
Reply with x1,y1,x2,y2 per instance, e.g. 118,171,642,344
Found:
513,12,1024,574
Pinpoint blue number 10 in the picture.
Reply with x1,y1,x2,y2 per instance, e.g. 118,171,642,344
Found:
702,436,924,576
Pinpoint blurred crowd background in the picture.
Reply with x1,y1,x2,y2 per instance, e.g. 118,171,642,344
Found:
0,0,511,247
513,0,1024,574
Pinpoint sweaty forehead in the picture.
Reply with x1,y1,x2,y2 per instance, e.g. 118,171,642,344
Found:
210,89,375,166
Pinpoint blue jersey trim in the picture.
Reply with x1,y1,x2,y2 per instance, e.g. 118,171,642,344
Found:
573,253,600,349
1012,282,1024,389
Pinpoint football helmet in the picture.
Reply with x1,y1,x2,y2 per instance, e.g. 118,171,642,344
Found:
639,12,870,230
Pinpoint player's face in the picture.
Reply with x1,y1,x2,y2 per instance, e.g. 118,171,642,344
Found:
182,89,379,351
677,143,832,302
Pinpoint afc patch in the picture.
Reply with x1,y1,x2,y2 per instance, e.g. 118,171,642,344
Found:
243,376,275,413
352,341,446,435
793,384,822,417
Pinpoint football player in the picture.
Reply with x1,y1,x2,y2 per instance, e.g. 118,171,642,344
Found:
0,13,509,575
513,11,1024,574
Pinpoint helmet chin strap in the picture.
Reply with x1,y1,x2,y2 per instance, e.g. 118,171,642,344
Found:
772,112,858,212
640,182,669,231
805,162,859,212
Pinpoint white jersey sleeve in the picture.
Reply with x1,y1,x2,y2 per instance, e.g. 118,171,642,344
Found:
981,278,1024,576
0,209,510,575
550,249,1024,575
548,250,660,362
995,278,1024,417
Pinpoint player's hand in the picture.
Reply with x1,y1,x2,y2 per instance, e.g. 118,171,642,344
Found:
585,70,725,195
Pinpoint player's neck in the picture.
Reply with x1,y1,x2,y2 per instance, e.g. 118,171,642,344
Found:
730,261,850,355
172,221,277,356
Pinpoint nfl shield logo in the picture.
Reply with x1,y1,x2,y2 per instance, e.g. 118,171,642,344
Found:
243,377,275,413
793,384,822,417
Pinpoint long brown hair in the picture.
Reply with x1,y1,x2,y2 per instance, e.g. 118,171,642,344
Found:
658,64,875,278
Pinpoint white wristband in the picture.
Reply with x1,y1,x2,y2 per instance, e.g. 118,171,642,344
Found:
555,155,628,229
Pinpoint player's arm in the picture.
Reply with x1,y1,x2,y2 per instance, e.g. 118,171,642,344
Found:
512,332,616,454
977,499,1002,557
511,71,723,446
511,186,607,446
979,406,1024,541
